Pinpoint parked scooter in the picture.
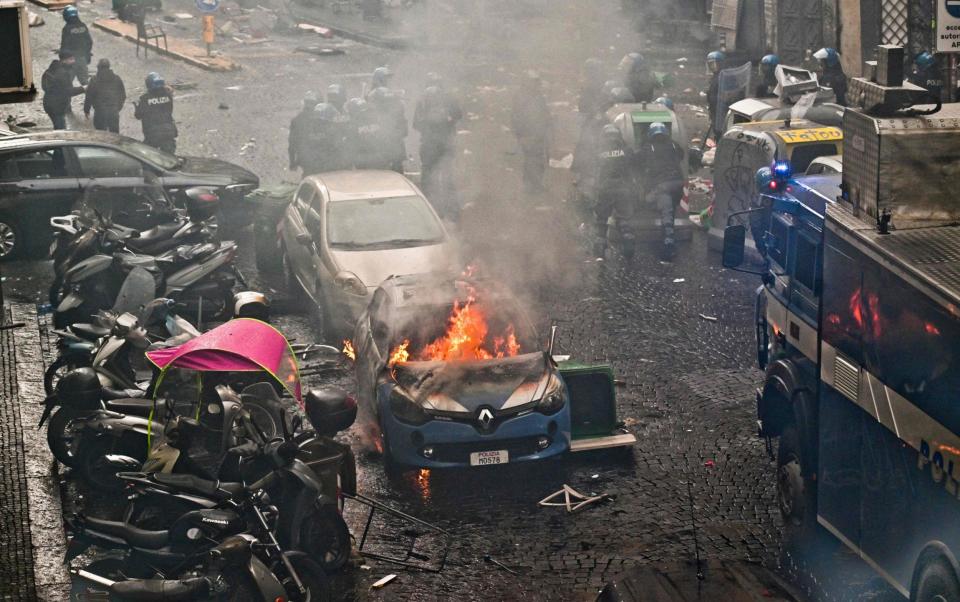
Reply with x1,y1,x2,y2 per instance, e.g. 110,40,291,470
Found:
68,439,331,601
54,239,240,329
49,184,220,306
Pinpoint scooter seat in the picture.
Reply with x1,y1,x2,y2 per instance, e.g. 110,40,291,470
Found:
69,323,110,339
106,397,163,415
136,221,184,245
101,387,147,401
83,516,169,550
117,254,159,271
150,472,244,501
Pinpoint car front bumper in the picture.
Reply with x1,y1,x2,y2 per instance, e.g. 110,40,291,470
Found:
379,391,572,469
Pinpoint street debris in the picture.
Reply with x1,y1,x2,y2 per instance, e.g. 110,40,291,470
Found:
549,154,573,169
370,574,397,589
484,554,518,575
698,313,718,322
297,22,333,37
27,10,44,26
673,278,686,283
295,46,346,57
538,485,611,513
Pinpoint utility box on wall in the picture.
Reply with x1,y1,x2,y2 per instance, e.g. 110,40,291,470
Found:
0,0,35,98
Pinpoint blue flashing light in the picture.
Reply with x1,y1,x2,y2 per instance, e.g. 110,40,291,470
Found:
772,160,792,180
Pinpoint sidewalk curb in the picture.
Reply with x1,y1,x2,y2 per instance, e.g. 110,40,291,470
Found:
10,304,70,602
288,10,409,50
92,18,242,72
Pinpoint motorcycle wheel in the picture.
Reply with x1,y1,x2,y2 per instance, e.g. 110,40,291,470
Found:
47,408,83,468
44,354,91,395
299,504,351,573
79,435,126,492
280,555,331,602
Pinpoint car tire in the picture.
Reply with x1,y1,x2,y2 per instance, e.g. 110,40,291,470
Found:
47,408,83,468
0,214,22,261
914,557,960,602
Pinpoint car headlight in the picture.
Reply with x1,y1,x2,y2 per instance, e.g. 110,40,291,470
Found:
389,387,430,425
335,271,367,297
535,372,566,415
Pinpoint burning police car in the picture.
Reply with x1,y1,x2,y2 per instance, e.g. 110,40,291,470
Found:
351,274,571,471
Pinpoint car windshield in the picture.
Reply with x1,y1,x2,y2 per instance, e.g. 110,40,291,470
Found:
115,138,181,170
327,196,445,249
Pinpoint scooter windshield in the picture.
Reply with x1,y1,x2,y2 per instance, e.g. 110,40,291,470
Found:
112,266,156,315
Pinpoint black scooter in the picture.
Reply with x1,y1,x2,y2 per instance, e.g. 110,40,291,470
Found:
69,440,330,601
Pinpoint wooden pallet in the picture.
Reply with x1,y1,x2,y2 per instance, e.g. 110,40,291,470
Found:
28,0,75,10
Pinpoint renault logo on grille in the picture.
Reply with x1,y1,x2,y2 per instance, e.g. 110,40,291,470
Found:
477,407,494,429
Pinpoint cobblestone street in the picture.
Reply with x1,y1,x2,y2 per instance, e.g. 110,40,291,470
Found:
0,0,907,600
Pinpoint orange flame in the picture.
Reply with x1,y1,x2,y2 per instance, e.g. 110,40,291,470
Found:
342,339,356,361
386,294,522,364
389,339,411,367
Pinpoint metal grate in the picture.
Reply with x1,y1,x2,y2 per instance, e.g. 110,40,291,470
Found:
834,354,860,402
881,0,909,46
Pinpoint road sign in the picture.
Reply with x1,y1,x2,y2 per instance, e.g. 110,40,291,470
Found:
195,0,219,14
937,0,960,51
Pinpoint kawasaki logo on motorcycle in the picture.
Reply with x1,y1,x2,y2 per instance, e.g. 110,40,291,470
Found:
202,517,230,525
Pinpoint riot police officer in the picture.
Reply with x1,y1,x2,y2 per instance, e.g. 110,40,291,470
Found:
413,82,463,217
368,66,393,96
299,103,348,176
594,124,636,259
346,97,390,169
60,6,92,85
756,54,779,98
368,87,408,172
326,84,346,113
654,96,674,111
908,51,943,101
706,50,726,136
619,52,658,102
814,47,848,106
134,72,177,154
289,91,319,172
638,122,685,260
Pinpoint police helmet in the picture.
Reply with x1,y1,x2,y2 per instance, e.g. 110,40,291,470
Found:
655,96,674,110
601,79,619,96
761,54,780,67
367,86,393,105
755,166,774,191
707,50,726,62
619,52,645,72
326,84,346,105
145,72,164,90
372,66,393,88
303,90,319,110
915,51,936,71
97,58,111,71
62,6,78,21
648,122,668,139
56,367,101,407
313,102,340,121
233,291,270,323
608,87,635,104
344,97,367,115
601,124,621,140
813,47,839,67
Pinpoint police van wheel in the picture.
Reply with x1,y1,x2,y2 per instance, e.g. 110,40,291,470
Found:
0,216,22,260
914,558,960,602
777,424,808,527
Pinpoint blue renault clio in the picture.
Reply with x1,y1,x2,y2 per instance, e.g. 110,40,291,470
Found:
352,274,571,471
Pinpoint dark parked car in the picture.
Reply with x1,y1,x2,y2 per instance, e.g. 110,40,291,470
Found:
0,131,259,259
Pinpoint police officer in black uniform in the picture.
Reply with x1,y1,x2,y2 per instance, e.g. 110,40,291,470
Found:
346,97,390,170
755,54,779,98
134,72,177,154
638,122,685,260
83,59,125,133
413,78,462,216
368,87,407,173
594,124,637,259
60,6,93,85
289,91,319,172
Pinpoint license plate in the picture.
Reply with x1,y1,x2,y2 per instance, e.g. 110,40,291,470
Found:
470,450,508,466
